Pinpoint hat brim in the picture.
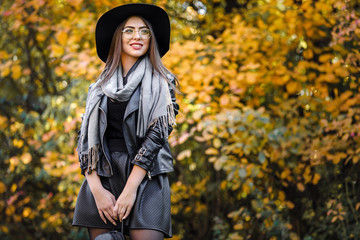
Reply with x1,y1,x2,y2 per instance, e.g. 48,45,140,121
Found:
95,3,170,62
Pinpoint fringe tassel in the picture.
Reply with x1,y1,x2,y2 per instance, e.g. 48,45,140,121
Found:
86,144,100,174
80,154,88,168
148,103,176,139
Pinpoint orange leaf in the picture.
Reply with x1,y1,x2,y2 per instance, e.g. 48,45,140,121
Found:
0,181,6,194
297,183,305,192
286,81,301,94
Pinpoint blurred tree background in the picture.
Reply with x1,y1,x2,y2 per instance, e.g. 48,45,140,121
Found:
0,0,359,239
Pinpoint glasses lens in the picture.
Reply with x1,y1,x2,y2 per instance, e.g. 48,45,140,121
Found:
123,28,134,39
140,29,150,39
122,28,151,39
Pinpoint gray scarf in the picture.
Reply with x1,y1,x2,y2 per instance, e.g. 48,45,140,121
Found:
77,56,176,174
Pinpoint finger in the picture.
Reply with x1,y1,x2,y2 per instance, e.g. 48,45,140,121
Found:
118,207,126,222
113,207,118,220
113,203,119,213
98,211,107,224
107,206,116,219
104,211,117,226
123,206,132,220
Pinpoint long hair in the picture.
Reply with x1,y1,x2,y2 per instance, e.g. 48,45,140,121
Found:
99,16,179,90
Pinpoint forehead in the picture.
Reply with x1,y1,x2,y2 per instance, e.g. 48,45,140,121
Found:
124,16,147,27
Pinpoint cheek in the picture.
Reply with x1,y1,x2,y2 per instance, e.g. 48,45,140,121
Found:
144,41,150,52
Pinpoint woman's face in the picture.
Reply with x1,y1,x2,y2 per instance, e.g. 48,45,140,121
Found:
121,16,150,62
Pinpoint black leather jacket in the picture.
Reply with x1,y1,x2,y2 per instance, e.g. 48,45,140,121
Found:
79,76,179,179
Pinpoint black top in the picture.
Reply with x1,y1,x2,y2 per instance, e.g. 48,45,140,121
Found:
106,58,142,152
106,98,129,152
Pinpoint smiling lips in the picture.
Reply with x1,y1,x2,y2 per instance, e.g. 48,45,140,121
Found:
130,43,143,50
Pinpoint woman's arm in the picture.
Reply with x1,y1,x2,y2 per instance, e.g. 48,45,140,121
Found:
113,165,146,221
86,171,117,225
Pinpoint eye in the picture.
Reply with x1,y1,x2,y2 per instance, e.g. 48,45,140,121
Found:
140,29,150,35
123,28,134,34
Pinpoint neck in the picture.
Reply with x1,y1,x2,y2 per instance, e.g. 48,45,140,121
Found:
121,55,139,77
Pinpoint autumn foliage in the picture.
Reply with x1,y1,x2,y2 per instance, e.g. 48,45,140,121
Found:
0,0,359,239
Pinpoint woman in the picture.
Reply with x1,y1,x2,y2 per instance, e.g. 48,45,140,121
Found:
72,3,179,240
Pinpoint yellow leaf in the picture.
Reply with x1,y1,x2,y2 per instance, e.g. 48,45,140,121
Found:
1,226,8,234
36,33,46,42
9,157,19,172
21,152,32,164
280,168,290,179
312,173,321,185
286,201,295,209
177,149,191,161
192,110,203,121
286,81,301,94
213,138,221,148
56,31,68,45
11,184,17,192
22,207,32,218
289,232,300,240
220,94,230,106
278,191,286,201
243,184,250,195
11,64,21,79
319,54,334,63
205,148,219,155
51,44,64,57
1,67,10,77
5,205,15,216
245,72,257,84
0,115,7,128
13,139,24,148
0,181,6,194
234,223,243,230
303,49,313,59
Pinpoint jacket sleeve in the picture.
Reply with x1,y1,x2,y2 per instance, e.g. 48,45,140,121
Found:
131,123,166,172
131,75,179,173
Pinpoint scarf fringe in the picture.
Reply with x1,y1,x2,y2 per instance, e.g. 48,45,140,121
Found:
148,103,176,139
86,144,100,174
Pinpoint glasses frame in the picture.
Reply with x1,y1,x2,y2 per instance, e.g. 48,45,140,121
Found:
121,27,151,40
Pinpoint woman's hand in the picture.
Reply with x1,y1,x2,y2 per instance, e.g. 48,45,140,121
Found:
113,164,147,221
85,171,117,225
113,188,137,222
93,187,117,225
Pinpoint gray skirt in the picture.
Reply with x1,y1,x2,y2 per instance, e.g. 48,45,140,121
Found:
72,151,172,238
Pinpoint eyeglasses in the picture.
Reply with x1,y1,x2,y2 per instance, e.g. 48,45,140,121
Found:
122,27,151,39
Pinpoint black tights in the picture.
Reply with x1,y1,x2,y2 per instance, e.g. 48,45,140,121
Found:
88,228,164,240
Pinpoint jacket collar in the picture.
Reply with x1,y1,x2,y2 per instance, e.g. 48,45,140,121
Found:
124,85,140,120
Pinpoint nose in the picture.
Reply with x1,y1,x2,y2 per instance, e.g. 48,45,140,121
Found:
133,30,141,39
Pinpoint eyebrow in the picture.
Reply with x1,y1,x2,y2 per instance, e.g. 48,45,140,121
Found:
123,26,149,29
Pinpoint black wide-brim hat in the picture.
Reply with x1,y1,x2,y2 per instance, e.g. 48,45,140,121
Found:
95,3,170,62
